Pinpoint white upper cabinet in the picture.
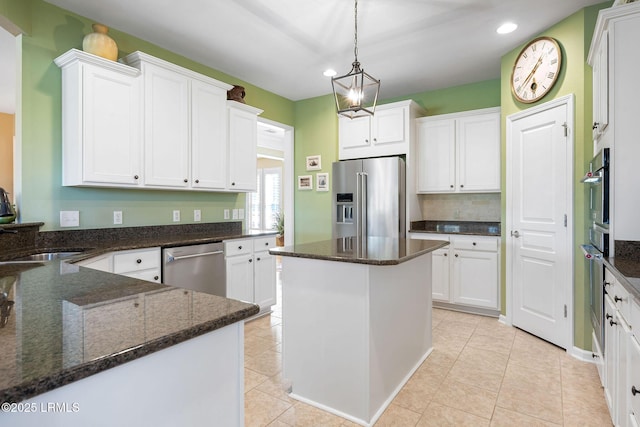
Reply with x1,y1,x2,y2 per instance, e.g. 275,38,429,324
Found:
416,107,500,194
227,102,262,192
590,30,609,145
338,100,425,160
55,49,142,187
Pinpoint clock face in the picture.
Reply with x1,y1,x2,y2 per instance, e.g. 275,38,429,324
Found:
511,37,562,104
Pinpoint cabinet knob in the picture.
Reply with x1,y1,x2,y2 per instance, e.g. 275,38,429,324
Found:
265,242,269,246
604,281,612,288
364,139,369,143
238,245,242,250
455,254,459,257
460,184,464,188
472,242,477,246
231,182,236,186
249,259,252,263
134,302,139,308
134,175,139,180
373,138,377,142
257,257,261,261
444,253,448,257
195,179,200,184
633,386,639,396
183,179,188,183
154,275,159,280
606,313,613,320
592,122,599,130
450,185,454,189
183,290,188,295
136,259,142,264
614,295,623,303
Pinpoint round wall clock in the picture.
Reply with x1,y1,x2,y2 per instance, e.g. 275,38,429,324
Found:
510,36,562,104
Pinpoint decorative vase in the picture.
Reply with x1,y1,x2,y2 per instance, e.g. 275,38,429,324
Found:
82,24,118,61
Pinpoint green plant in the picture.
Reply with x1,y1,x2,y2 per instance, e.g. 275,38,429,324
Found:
273,212,284,236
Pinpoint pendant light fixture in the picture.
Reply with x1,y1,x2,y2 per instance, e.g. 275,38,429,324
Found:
331,0,380,119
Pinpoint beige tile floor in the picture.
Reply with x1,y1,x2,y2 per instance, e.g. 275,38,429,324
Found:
244,272,612,426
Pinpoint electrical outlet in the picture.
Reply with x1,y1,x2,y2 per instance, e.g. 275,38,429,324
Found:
194,209,201,222
224,209,230,220
238,208,245,218
232,209,238,220
60,211,79,227
113,211,123,225
172,210,181,222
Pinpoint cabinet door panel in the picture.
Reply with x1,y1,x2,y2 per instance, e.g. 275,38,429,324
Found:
630,336,640,426
339,116,371,149
143,63,190,187
82,64,141,185
228,107,257,191
451,249,498,309
226,254,254,303
372,108,404,145
417,119,456,192
604,295,616,416
254,251,276,308
192,80,227,189
431,248,450,302
457,113,500,192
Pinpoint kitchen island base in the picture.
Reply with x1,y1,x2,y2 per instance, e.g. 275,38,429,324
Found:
281,254,433,427
1,323,245,427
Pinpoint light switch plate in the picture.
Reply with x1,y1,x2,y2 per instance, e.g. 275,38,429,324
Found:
60,211,79,227
224,209,230,220
172,210,180,222
238,208,245,218
232,209,238,220
194,209,201,222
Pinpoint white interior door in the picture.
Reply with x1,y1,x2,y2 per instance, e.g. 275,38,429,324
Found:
507,96,573,350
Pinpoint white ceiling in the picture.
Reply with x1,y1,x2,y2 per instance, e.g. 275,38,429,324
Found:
5,0,606,106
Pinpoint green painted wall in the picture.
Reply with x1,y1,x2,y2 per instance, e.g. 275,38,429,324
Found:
499,2,611,350
7,0,294,231
0,0,31,34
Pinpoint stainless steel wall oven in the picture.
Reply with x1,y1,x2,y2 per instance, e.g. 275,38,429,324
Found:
581,147,609,353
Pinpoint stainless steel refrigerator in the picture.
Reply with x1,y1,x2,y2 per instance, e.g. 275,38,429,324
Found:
332,156,406,239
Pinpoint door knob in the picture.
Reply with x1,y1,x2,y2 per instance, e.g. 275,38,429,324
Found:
511,230,520,238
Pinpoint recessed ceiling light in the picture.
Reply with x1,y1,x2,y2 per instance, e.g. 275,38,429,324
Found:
323,69,337,77
497,22,518,34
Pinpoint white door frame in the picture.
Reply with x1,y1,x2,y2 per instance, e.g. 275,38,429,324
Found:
505,94,574,351
257,117,295,246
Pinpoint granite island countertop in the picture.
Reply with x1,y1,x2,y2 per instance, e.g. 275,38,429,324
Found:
270,236,448,265
0,222,275,404
409,220,501,236
604,241,640,303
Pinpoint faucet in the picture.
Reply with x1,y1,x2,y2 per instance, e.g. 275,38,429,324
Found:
0,228,18,235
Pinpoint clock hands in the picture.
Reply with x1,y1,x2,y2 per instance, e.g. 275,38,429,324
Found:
519,54,544,94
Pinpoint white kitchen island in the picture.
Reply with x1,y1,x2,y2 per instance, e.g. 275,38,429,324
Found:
270,237,448,427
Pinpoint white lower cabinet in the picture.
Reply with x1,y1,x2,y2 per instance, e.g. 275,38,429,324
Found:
603,265,638,427
224,236,277,311
409,233,499,313
77,247,161,283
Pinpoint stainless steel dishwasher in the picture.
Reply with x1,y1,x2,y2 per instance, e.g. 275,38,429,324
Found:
162,242,226,296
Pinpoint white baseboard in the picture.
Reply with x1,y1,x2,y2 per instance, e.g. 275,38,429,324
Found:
498,314,510,326
569,345,597,363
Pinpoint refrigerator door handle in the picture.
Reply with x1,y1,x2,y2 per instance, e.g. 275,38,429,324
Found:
356,172,368,238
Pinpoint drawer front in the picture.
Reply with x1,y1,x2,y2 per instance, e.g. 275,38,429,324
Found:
613,283,631,327
123,268,161,283
113,248,161,274
224,239,253,257
254,236,277,252
451,236,498,252
630,336,640,423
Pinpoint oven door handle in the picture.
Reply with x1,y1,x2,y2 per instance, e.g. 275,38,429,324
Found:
581,244,603,261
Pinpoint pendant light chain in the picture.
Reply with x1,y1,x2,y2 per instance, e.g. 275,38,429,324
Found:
354,0,359,64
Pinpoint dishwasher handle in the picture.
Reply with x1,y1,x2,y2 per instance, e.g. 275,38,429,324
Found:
166,250,223,263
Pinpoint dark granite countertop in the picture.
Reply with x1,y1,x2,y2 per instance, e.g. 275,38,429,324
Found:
270,237,448,265
409,220,501,236
0,222,275,404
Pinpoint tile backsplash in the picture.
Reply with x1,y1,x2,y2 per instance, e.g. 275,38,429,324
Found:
419,193,501,222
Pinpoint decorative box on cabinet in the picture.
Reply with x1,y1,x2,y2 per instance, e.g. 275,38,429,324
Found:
338,100,425,160
55,49,142,187
416,107,500,193
409,232,499,315
224,236,277,313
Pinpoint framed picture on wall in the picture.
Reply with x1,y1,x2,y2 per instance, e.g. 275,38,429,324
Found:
316,173,329,192
298,175,313,190
306,155,321,171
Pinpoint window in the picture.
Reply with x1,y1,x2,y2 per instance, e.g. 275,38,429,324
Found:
248,167,282,230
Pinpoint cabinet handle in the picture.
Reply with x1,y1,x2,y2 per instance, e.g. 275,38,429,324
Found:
444,253,448,257
231,182,236,186
592,122,599,130
609,319,617,327
249,259,252,263
606,313,613,320
257,257,261,261
460,184,464,188
183,179,188,183
591,353,599,359
154,275,159,281
454,254,459,257
238,245,242,250
136,259,142,264
450,184,454,189
373,138,377,142
633,386,639,396
614,295,622,303
265,242,269,246
195,179,200,184
134,302,139,308
472,242,477,246
604,281,612,288
134,175,139,180
183,290,188,295
365,139,369,143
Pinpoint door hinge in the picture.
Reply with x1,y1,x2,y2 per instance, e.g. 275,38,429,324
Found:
564,304,567,318
564,214,567,227
562,122,568,137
